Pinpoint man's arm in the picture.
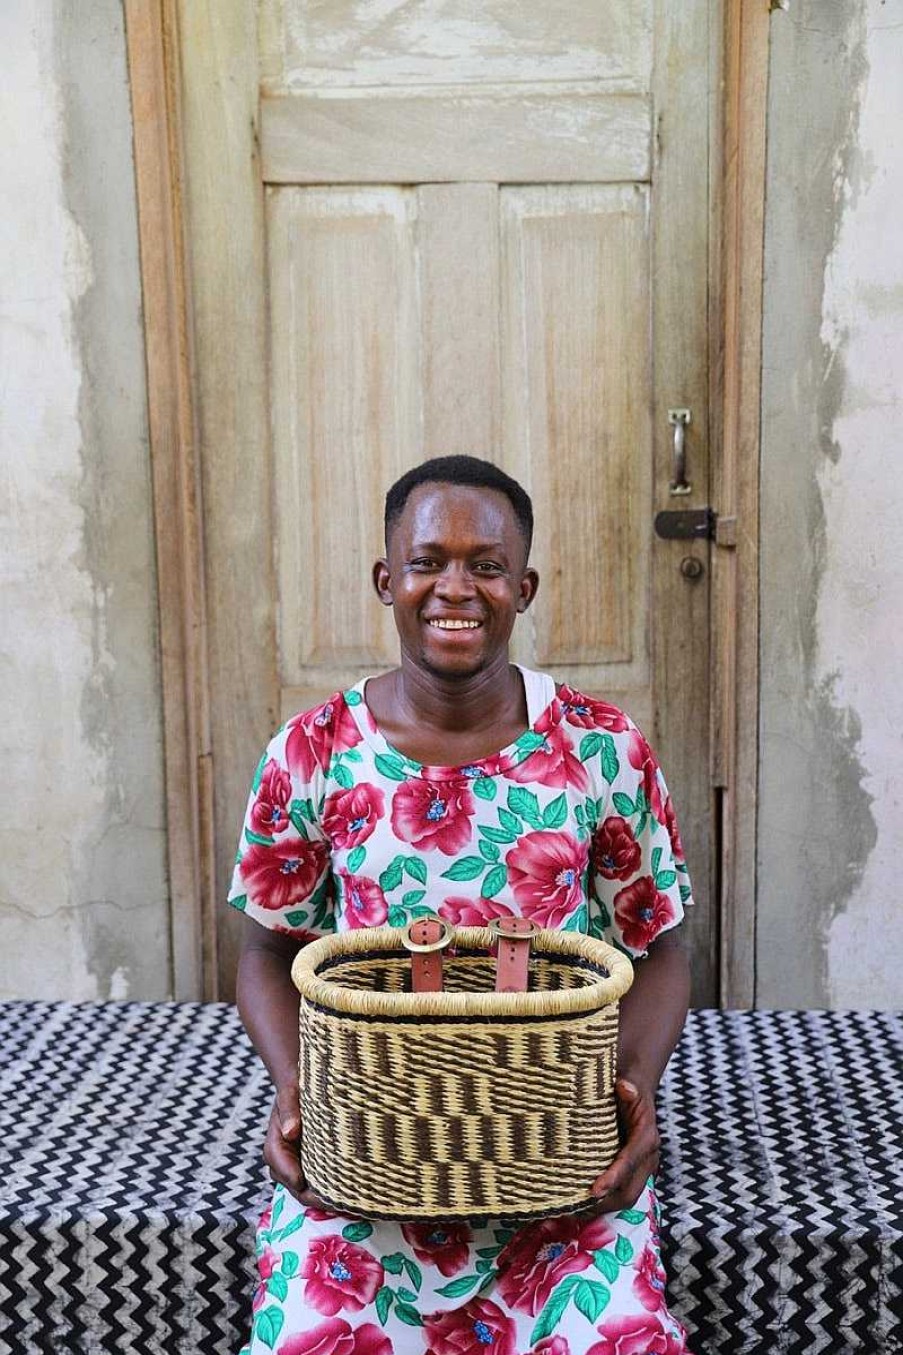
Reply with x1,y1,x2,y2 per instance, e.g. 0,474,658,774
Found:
590,928,690,1210
236,915,312,1201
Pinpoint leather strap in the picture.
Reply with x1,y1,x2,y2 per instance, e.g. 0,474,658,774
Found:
403,917,452,992
490,917,538,993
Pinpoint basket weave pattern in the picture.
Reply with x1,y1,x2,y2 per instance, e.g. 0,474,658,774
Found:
293,927,633,1221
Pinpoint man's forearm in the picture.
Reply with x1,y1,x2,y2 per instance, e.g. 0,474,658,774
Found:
236,926,302,1093
616,930,690,1094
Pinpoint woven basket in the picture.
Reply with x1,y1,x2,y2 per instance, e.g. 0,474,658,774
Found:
291,924,633,1221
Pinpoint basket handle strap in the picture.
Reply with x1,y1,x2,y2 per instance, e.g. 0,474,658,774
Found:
402,917,453,992
489,917,539,992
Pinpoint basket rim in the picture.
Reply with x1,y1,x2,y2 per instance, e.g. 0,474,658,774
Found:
291,924,634,1019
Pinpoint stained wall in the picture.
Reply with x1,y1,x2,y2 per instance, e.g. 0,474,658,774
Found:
0,4,170,999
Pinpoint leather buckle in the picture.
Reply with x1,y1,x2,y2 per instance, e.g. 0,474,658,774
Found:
402,917,453,992
488,916,539,993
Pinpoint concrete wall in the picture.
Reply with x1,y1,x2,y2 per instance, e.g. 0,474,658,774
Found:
758,0,902,1009
0,4,170,999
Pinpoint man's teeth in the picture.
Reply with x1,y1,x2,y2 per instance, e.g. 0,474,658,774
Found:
429,619,481,629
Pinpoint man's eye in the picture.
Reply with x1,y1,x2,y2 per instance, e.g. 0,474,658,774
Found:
411,557,438,569
474,561,502,573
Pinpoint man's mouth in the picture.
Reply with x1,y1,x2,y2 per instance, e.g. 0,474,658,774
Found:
427,618,483,630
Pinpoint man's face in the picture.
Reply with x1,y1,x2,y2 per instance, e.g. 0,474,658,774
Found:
373,482,538,680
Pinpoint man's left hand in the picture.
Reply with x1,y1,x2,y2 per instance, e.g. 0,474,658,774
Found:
589,1077,660,1212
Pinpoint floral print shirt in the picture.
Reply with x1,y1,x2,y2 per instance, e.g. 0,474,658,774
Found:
228,668,692,954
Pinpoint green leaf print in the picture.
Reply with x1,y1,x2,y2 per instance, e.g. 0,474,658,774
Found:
345,846,366,875
379,856,406,892
270,1193,285,1231
245,828,275,848
480,824,518,845
616,1208,647,1225
231,894,248,912
388,906,407,928
268,1272,289,1303
578,732,604,762
612,792,636,817
498,808,523,836
272,1215,306,1244
442,857,485,882
394,1302,424,1327
381,1252,406,1274
574,1277,610,1323
401,889,427,908
283,910,308,928
473,776,497,802
481,864,507,899
374,753,408,782
435,1273,483,1298
375,1285,394,1325
281,1252,300,1277
479,839,501,862
593,1249,620,1283
615,1235,635,1264
679,883,692,902
507,786,543,828
588,910,607,940
402,1256,423,1291
252,752,267,792
404,856,428,885
331,761,354,790
515,731,547,755
342,1221,373,1242
397,1287,418,1303
655,870,677,891
255,1307,284,1349
476,1245,504,1259
344,747,363,763
344,687,363,706
288,808,310,839
651,847,662,877
542,793,568,829
475,1258,495,1274
292,797,316,823
530,1277,578,1345
600,735,619,785
564,903,588,933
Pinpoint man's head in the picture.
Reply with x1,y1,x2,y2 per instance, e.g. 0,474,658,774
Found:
384,456,533,560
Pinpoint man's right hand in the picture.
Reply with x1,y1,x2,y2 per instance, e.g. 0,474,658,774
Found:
263,1084,331,1208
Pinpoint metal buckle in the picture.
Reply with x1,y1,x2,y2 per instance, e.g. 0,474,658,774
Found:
487,917,540,942
401,917,453,954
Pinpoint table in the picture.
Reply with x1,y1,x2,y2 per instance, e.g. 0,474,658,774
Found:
0,1004,899,1354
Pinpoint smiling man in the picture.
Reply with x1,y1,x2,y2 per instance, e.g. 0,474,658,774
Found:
232,455,694,1355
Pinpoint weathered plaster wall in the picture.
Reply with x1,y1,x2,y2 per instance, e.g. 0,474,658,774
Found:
0,5,169,998
758,0,901,1009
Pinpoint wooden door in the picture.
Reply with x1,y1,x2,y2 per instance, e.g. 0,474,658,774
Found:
176,0,717,1002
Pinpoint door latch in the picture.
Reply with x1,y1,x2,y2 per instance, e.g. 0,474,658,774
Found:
654,509,737,546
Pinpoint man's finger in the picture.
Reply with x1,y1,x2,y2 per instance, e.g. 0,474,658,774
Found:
274,1086,301,1139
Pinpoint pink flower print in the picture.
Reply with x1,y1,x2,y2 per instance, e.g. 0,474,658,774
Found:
588,1314,684,1355
438,896,515,926
558,686,629,734
626,731,665,824
613,876,676,953
592,817,641,883
301,1235,384,1317
534,1340,572,1355
400,1220,473,1278
322,784,385,852
258,1246,279,1282
661,795,685,867
285,696,363,782
250,760,292,837
390,779,475,856
278,1318,393,1355
338,873,388,929
633,1244,668,1313
240,837,328,912
496,1214,615,1317
505,832,587,928
423,1297,517,1355
504,708,589,792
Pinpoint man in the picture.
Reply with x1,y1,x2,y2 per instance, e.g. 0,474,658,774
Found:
232,455,693,1354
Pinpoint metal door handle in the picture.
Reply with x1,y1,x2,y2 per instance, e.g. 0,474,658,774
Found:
668,408,692,496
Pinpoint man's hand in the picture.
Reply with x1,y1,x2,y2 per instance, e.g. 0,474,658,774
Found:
263,1083,328,1208
589,1077,660,1213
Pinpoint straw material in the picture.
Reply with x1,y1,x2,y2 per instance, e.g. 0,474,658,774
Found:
292,925,633,1220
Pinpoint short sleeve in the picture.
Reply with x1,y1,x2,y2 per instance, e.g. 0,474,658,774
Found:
227,723,334,941
588,723,693,957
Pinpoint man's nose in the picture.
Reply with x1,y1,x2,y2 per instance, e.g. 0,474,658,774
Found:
434,562,477,600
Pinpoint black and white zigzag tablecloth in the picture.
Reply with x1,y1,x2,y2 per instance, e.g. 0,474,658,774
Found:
0,1004,900,1355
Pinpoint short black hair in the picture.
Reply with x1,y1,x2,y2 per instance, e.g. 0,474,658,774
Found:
384,456,533,555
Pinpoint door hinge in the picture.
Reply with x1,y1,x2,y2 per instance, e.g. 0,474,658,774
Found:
654,509,737,547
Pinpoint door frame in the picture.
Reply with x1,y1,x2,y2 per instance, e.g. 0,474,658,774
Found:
125,0,769,1005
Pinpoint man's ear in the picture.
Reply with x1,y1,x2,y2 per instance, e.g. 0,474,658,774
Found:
517,567,540,613
372,558,393,606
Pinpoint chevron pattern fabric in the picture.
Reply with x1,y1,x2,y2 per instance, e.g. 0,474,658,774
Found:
0,1003,899,1355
